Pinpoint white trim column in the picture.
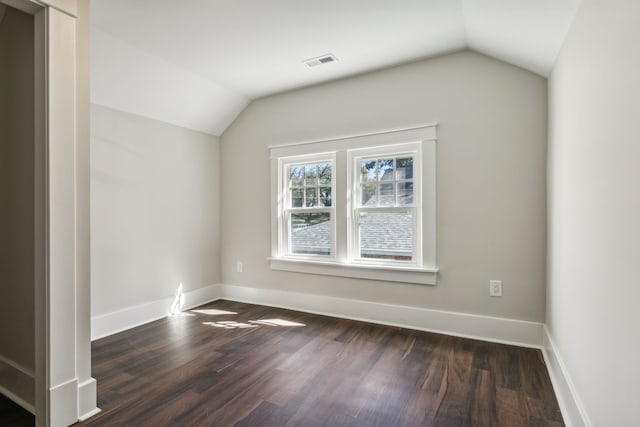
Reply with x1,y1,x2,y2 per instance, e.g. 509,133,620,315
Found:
46,7,82,426
11,0,100,425
73,0,97,421
46,3,98,425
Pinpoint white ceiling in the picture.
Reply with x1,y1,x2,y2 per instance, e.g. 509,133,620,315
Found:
91,0,581,136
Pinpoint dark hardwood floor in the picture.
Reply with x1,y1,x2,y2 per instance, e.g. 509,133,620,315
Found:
0,299,564,426
78,300,563,426
0,394,34,427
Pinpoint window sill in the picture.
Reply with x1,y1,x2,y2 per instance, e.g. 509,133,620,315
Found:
268,257,438,285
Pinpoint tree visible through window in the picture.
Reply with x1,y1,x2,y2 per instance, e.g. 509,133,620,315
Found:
271,125,436,283
286,161,334,256
356,155,416,261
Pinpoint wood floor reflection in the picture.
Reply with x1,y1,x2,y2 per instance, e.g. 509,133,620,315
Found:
73,299,563,426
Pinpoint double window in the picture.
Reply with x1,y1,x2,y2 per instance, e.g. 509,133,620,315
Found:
270,126,437,285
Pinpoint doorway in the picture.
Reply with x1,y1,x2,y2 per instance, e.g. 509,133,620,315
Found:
0,1,96,425
0,1,37,415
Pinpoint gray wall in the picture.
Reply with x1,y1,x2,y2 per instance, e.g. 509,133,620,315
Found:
90,105,222,317
547,0,640,425
221,50,548,322
0,4,35,374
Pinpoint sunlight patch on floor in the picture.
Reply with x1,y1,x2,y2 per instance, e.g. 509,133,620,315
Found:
202,318,305,329
203,321,258,329
250,319,306,327
170,312,195,317
191,309,238,316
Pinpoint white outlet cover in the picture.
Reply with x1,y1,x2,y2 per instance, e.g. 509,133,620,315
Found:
489,280,502,297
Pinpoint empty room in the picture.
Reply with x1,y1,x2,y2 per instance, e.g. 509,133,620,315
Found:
0,0,638,426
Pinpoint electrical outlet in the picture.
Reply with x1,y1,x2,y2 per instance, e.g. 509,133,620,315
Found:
237,261,243,273
489,280,502,297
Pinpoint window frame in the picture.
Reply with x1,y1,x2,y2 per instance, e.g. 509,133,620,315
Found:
270,125,438,285
278,153,336,260
348,143,422,268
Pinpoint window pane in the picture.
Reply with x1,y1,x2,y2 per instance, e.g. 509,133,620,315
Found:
291,188,304,208
289,166,304,186
396,157,413,180
397,182,414,205
290,212,331,256
304,165,317,186
378,159,394,181
319,187,332,207
379,183,394,206
305,187,317,207
361,183,377,206
358,211,412,261
318,163,332,185
360,160,377,182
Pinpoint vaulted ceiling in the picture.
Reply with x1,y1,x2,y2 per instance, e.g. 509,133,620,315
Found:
91,0,581,136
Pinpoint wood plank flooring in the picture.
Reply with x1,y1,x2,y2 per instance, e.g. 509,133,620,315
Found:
0,394,34,427
0,299,564,426
79,300,563,426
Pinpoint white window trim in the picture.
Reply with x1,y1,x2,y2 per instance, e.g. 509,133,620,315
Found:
270,124,438,285
278,153,336,260
348,143,422,268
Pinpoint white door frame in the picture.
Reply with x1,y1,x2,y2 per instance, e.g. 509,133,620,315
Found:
0,0,97,426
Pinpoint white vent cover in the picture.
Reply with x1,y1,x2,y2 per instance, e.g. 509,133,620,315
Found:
303,53,338,68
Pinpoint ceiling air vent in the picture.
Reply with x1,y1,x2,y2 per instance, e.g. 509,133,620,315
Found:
303,53,338,68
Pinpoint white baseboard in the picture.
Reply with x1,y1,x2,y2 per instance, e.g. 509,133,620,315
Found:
91,284,221,340
50,378,78,427
542,326,591,427
91,282,543,347
181,283,222,311
77,377,100,421
219,284,544,348
0,358,101,423
0,355,35,414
